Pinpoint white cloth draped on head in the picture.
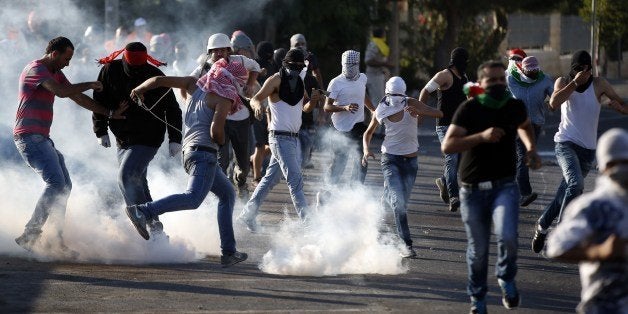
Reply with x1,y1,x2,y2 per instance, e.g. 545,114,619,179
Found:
375,76,407,122
341,50,360,81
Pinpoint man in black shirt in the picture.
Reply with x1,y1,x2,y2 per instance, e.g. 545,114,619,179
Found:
94,42,182,240
419,47,469,212
442,61,541,314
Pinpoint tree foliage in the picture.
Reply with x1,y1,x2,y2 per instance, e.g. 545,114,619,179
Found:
580,0,628,61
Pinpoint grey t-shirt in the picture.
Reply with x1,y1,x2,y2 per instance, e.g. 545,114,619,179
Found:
547,178,628,313
182,88,219,151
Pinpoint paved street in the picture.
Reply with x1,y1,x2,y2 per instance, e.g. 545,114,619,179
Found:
1,99,626,313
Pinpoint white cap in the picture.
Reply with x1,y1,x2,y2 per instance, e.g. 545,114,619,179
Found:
207,33,231,51
596,128,628,171
385,76,406,95
134,17,147,27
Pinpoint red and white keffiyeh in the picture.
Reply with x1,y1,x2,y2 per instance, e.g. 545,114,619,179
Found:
196,58,248,114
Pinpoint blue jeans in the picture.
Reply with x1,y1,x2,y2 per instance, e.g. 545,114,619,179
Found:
117,145,159,206
218,119,250,187
435,125,459,198
515,124,541,196
381,154,418,247
460,182,519,300
241,133,308,220
139,150,236,254
14,134,72,236
327,124,368,185
299,127,313,167
538,141,595,229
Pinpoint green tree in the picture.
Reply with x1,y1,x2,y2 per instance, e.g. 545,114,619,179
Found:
580,0,628,61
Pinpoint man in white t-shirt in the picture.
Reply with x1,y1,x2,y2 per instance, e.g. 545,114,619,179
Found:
190,33,260,200
547,128,628,314
324,50,375,185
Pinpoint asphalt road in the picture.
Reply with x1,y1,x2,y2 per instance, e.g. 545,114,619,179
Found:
1,100,626,313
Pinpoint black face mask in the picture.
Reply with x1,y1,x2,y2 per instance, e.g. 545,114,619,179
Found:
485,84,507,100
525,71,539,80
453,60,467,73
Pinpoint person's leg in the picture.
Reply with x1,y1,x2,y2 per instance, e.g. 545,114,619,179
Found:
252,117,269,182
209,166,237,255
273,135,309,219
492,183,519,282
299,128,313,168
515,137,532,196
350,123,368,184
435,126,459,204
381,154,412,248
327,130,349,185
230,119,251,188
139,151,217,218
239,137,283,222
459,187,492,303
556,143,595,222
116,145,159,206
14,135,72,245
217,121,233,173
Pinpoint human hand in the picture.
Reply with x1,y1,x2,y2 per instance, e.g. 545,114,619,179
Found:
130,88,145,103
573,66,592,86
346,103,359,113
91,81,103,92
480,127,505,143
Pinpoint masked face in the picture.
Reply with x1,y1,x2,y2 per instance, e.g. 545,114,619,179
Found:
342,62,359,80
523,69,539,80
480,67,507,99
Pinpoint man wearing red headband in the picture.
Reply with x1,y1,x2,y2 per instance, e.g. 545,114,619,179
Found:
94,42,182,241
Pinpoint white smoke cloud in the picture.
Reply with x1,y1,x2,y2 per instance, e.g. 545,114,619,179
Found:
259,188,408,276
0,0,407,277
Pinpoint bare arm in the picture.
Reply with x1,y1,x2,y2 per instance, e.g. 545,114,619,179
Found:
549,68,591,110
364,94,376,112
65,87,127,119
406,98,443,119
251,74,279,119
553,234,627,263
209,94,231,145
517,118,542,169
419,70,449,103
441,124,505,154
362,115,380,165
323,97,353,113
598,77,628,114
303,88,321,113
41,79,102,98
243,71,260,98
131,76,197,102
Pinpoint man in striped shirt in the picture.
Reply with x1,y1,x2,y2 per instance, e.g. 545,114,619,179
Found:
13,36,126,253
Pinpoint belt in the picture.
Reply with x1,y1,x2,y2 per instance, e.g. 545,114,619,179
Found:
461,176,515,191
185,145,217,154
269,130,299,137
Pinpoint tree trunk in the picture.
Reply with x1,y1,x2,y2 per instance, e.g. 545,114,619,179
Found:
434,1,460,70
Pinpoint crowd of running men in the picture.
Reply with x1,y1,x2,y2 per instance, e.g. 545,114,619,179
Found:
11,18,628,313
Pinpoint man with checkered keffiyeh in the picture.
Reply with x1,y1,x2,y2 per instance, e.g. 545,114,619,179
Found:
323,50,376,186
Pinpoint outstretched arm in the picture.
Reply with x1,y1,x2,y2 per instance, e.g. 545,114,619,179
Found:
131,76,197,102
